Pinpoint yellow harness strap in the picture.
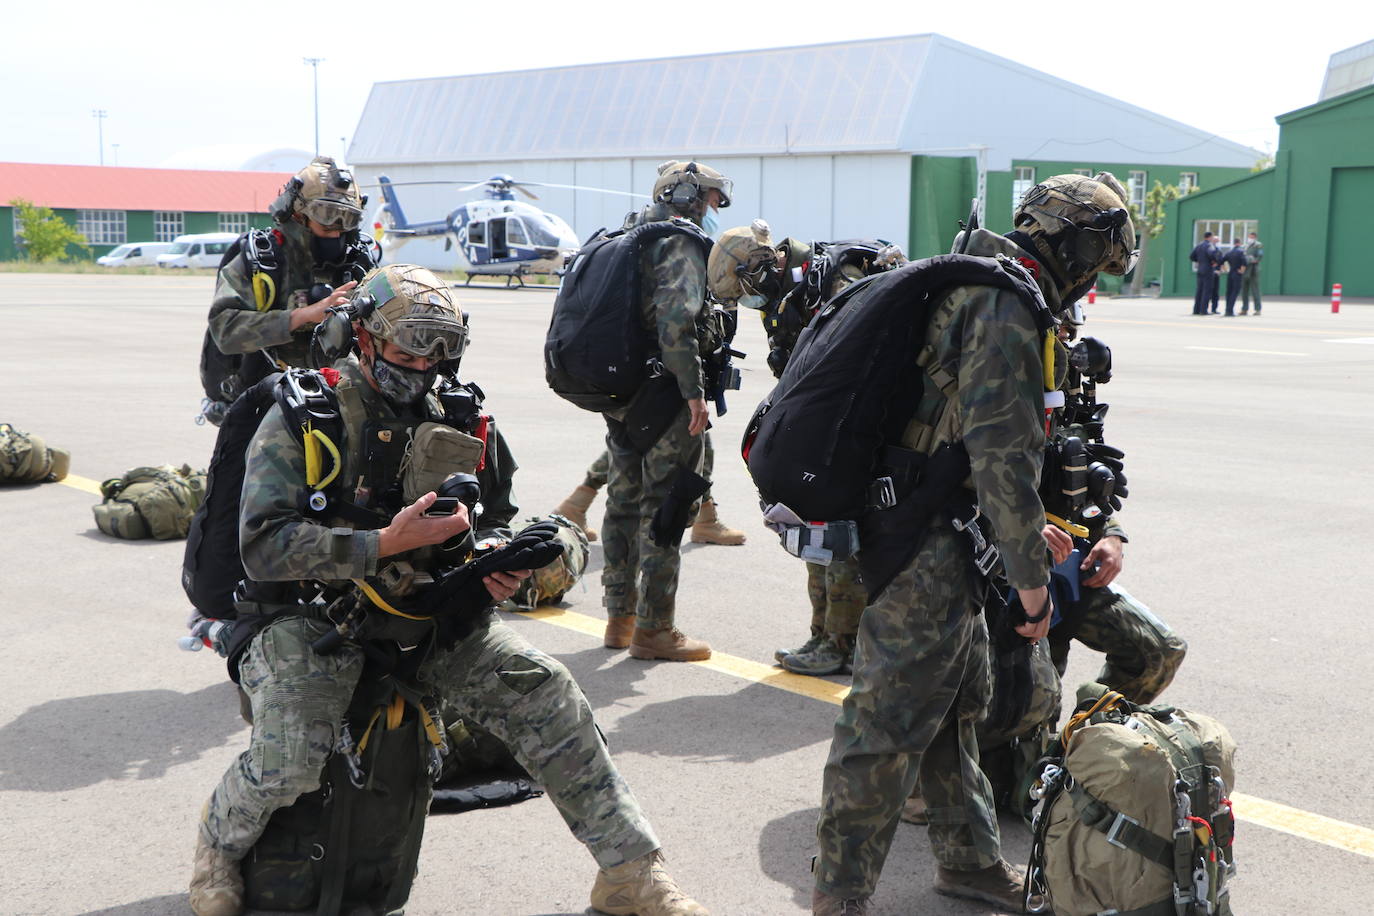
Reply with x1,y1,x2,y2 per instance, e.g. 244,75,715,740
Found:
251,272,276,313
1042,331,1057,392
1045,512,1090,539
356,691,446,752
352,579,433,621
1061,690,1125,750
302,424,342,490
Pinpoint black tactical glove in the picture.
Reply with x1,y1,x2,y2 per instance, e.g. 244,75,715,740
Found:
415,521,565,618
1084,443,1128,515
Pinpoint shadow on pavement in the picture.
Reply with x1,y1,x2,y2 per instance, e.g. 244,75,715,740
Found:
78,894,187,915
0,681,244,791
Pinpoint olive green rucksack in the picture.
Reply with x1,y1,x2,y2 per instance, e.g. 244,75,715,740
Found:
1026,688,1237,916
0,423,70,484
93,464,207,539
511,513,590,607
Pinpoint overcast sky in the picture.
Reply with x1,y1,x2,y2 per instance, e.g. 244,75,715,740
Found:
3,0,1357,171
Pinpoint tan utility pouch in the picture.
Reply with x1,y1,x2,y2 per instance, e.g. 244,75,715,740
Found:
402,422,485,504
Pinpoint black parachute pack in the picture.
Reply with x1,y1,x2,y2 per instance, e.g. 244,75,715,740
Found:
743,253,1049,524
241,675,434,916
182,369,349,637
544,218,712,412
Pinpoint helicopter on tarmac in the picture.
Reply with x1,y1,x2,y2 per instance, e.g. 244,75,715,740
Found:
368,174,644,286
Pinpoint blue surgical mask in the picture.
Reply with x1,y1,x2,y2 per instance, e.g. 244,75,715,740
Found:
701,208,719,237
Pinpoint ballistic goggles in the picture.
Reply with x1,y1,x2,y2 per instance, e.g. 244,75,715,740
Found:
384,316,469,361
300,197,363,232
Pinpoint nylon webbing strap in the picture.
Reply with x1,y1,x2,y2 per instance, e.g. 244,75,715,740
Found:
1067,783,1174,871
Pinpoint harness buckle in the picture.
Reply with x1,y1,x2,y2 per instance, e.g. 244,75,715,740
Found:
973,542,1001,577
1106,812,1141,849
869,476,896,510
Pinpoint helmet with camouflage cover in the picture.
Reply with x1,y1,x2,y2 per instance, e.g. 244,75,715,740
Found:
652,160,733,218
708,219,776,304
271,156,366,233
1012,172,1137,306
354,264,469,363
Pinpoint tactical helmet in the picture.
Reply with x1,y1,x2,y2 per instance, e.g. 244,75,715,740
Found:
708,219,776,303
353,264,468,361
272,156,366,232
652,160,733,214
1013,172,1137,304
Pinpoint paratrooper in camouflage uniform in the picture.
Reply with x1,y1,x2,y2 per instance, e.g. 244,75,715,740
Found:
813,174,1140,916
598,161,734,663
189,265,707,916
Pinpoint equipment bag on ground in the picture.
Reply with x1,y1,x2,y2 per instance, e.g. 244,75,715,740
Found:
0,423,70,484
1025,688,1237,916
93,464,207,539
510,513,590,607
544,219,711,413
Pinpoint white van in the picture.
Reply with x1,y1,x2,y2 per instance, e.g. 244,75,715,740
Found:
156,233,240,269
97,242,174,267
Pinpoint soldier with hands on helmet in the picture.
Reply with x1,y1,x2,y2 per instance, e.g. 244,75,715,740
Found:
599,160,732,662
811,173,1138,916
189,264,709,916
200,156,377,424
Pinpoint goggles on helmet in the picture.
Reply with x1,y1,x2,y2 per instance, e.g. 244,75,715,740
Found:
384,316,469,361
301,197,363,232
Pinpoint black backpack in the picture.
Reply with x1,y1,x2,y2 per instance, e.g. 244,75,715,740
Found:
544,219,711,412
742,254,1048,523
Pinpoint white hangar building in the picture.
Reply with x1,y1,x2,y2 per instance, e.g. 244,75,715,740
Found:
347,33,1260,273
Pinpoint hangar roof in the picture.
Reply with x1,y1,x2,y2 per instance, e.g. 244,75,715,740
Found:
0,162,289,212
350,34,1261,170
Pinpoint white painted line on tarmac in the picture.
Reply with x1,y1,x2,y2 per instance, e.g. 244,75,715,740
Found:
516,605,1374,861
1185,346,1309,356
1325,337,1374,344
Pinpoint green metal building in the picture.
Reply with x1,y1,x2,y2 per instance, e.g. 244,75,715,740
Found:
1160,81,1374,298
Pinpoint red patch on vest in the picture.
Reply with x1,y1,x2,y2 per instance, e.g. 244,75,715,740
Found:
1016,257,1041,280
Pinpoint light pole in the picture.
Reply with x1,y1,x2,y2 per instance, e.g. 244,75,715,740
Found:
303,58,324,155
92,109,107,165
111,143,120,167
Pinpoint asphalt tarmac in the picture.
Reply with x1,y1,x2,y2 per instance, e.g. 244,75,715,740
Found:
2,273,1371,915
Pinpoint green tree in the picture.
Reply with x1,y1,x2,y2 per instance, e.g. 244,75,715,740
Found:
8,198,88,262
1125,180,1184,296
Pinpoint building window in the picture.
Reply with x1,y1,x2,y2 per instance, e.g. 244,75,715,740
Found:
1179,173,1198,193
1074,168,1093,176
1194,219,1259,247
1012,167,1036,213
154,211,184,242
1128,171,1147,213
12,209,24,240
218,212,249,234
77,209,127,245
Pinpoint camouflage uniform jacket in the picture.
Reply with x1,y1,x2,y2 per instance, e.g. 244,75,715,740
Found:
239,359,519,588
634,203,707,402
899,229,1050,590
207,219,334,370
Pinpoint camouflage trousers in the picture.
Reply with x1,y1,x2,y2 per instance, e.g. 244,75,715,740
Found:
1049,582,1187,704
806,557,866,641
601,404,705,629
815,526,1001,898
201,615,659,869
585,433,716,503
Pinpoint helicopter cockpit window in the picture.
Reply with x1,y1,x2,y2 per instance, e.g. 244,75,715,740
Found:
467,220,486,245
506,218,529,246
524,219,561,248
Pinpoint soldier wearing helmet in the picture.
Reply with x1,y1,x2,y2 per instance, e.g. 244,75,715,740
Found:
813,176,1138,916
190,264,709,916
598,159,733,662
200,156,377,424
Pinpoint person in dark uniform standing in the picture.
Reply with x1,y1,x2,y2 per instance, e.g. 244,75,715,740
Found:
1221,239,1247,316
1189,232,1221,315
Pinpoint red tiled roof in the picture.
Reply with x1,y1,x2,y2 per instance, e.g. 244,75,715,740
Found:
0,162,292,213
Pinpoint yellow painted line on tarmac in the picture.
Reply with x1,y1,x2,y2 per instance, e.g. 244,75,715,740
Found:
59,473,102,496
1230,793,1374,859
1185,346,1309,356
516,605,1374,860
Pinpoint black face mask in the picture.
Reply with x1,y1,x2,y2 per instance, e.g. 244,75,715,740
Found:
310,234,347,264
369,351,439,409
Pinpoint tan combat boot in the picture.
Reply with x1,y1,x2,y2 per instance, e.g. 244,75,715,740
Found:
605,614,636,649
189,834,244,916
628,627,711,662
811,887,870,915
689,499,745,546
555,484,600,541
590,850,709,915
934,859,1028,912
